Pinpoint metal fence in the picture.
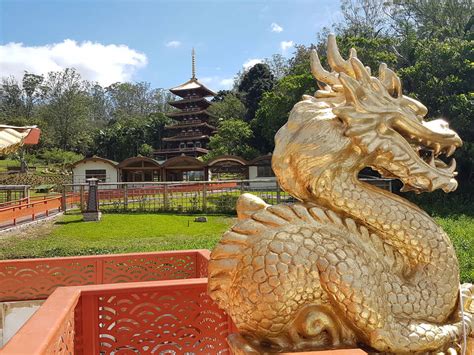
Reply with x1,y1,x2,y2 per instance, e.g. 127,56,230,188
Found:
63,176,393,215
0,185,29,206
63,179,296,214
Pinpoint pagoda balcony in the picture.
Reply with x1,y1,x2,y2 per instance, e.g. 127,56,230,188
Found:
165,119,202,128
163,134,209,142
177,132,204,138
153,147,209,156
166,109,212,118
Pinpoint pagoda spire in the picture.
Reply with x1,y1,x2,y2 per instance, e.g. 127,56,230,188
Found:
191,48,196,79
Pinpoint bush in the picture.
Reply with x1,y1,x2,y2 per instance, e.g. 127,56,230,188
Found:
39,148,84,166
209,194,239,214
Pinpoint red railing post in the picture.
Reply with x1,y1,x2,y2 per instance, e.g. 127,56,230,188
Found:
81,294,99,354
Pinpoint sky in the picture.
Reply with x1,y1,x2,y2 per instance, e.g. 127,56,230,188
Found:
0,0,342,91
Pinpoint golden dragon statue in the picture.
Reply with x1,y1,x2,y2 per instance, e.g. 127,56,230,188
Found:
208,35,473,354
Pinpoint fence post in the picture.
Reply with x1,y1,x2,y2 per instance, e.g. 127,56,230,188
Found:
61,186,67,213
163,184,169,211
80,185,85,212
124,184,128,211
23,185,30,204
276,181,281,204
81,294,99,354
202,182,207,213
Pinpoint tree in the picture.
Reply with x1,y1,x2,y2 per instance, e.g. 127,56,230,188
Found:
253,73,317,152
138,143,154,157
337,0,390,38
40,68,93,152
237,63,275,121
22,73,43,119
208,93,246,124
0,76,26,124
106,82,172,120
388,0,473,40
205,119,258,160
264,54,290,80
211,90,232,102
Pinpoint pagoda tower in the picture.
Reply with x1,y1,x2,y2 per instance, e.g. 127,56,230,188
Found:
154,49,217,161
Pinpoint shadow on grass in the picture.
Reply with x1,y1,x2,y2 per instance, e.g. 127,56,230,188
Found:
55,219,84,225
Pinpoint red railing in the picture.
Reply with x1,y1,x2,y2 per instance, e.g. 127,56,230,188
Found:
2,250,368,354
3,279,233,354
2,250,235,354
0,250,210,302
0,195,61,227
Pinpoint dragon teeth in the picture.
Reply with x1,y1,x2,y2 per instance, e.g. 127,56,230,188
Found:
446,145,456,157
448,159,456,173
429,154,436,167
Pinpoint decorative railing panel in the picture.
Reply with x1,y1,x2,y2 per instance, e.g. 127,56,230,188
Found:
0,250,208,302
94,283,230,354
102,253,197,283
0,258,97,301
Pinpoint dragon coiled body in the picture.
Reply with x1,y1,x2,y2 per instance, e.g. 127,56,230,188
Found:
208,36,473,353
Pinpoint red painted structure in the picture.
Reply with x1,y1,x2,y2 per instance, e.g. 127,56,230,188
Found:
2,250,367,354
0,195,62,227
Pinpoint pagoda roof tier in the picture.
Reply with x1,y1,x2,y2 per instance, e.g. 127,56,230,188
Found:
169,78,216,98
168,97,211,109
163,135,210,142
166,109,216,118
165,122,216,131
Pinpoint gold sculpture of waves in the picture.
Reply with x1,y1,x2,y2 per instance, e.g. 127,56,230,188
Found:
208,35,473,354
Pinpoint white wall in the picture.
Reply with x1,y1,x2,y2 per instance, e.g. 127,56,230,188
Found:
72,160,119,184
248,166,277,189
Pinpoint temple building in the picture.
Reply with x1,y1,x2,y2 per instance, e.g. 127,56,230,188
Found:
154,49,217,161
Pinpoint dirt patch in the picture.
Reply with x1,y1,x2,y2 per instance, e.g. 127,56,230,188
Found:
0,214,62,242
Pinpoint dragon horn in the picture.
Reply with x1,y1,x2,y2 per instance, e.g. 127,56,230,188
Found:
327,34,355,77
310,50,340,86
378,63,402,98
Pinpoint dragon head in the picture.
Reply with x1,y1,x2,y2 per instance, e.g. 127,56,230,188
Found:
273,35,461,199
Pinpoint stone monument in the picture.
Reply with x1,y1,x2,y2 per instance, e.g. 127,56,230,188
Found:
207,35,473,353
83,178,101,222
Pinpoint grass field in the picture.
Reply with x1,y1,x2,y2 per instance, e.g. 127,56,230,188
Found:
1,205,472,283
0,213,233,259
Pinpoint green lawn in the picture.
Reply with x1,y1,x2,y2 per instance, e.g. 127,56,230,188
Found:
0,213,233,259
1,210,472,283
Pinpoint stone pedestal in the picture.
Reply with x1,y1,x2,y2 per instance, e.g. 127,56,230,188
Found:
83,211,102,222
82,178,101,222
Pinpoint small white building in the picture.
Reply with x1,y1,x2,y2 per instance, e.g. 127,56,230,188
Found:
71,157,119,185
247,154,277,189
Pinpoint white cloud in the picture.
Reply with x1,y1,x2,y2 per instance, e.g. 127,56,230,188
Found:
242,58,263,71
199,76,234,90
271,22,283,33
0,39,147,86
165,40,181,48
280,40,294,54
219,78,234,88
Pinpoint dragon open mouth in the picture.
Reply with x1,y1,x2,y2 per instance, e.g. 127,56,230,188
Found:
385,117,462,192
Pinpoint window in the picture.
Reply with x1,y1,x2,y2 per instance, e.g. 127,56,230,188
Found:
195,141,201,148
256,165,275,177
179,142,186,150
85,169,107,182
